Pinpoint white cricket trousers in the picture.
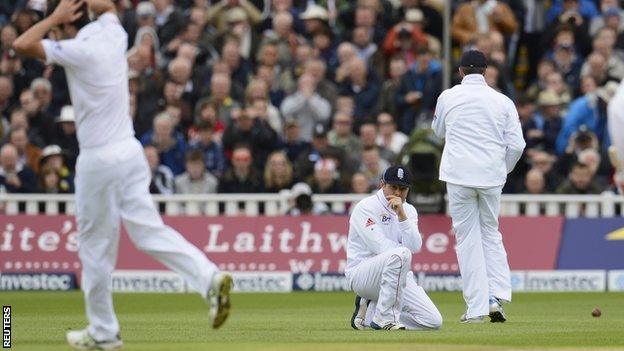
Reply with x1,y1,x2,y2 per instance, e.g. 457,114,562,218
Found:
349,247,443,329
447,183,511,319
74,138,218,341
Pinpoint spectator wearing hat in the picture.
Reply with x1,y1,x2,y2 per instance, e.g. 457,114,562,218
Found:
556,80,619,154
188,121,226,178
39,144,74,193
212,9,260,62
0,143,36,193
53,105,79,170
300,3,330,40
451,0,518,46
135,2,157,31
524,90,564,153
382,9,432,61
287,181,330,216
175,149,219,194
206,0,262,33
281,73,331,142
218,144,264,193
396,0,444,41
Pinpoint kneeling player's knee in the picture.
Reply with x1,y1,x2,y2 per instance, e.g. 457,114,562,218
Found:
428,310,443,330
386,247,412,268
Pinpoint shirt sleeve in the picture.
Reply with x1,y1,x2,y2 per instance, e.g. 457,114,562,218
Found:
432,92,446,138
350,205,399,255
397,205,422,253
42,38,89,68
503,100,526,173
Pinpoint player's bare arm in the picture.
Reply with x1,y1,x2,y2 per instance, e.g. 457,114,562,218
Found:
12,0,85,60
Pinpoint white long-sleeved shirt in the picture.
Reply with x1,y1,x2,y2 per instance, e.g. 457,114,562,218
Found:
432,74,526,188
344,189,422,279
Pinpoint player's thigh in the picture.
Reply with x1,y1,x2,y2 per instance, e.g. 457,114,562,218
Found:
350,251,399,300
74,166,122,236
119,155,166,236
447,184,478,217
476,186,503,229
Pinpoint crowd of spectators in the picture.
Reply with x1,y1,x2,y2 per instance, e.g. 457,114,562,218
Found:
0,0,622,212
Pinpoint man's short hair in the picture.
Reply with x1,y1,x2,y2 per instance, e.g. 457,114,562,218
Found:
185,149,204,163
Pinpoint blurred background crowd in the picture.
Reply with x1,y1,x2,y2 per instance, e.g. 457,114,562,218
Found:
0,0,622,213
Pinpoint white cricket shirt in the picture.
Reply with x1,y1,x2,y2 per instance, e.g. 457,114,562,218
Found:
432,74,525,188
344,189,423,279
42,13,134,150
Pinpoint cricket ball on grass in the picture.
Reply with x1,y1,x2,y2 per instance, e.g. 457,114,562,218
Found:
592,307,601,317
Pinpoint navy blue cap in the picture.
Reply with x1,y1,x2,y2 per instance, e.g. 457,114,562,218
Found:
460,50,488,69
382,165,412,187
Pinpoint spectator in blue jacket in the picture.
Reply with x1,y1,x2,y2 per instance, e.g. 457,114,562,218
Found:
396,47,442,134
339,57,381,126
140,112,187,175
188,121,226,178
555,81,618,154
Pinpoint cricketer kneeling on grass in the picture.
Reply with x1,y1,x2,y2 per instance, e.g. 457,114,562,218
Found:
345,165,443,331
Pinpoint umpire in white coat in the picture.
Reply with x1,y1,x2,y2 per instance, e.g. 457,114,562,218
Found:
345,165,442,331
432,50,525,323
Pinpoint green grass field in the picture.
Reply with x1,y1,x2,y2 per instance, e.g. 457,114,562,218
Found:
3,291,624,350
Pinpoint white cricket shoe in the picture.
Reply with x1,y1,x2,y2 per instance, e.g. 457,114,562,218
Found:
66,329,123,350
459,313,485,324
489,296,507,323
350,295,369,330
208,272,233,329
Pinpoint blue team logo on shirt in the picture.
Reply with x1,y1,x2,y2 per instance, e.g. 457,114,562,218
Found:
380,213,392,224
